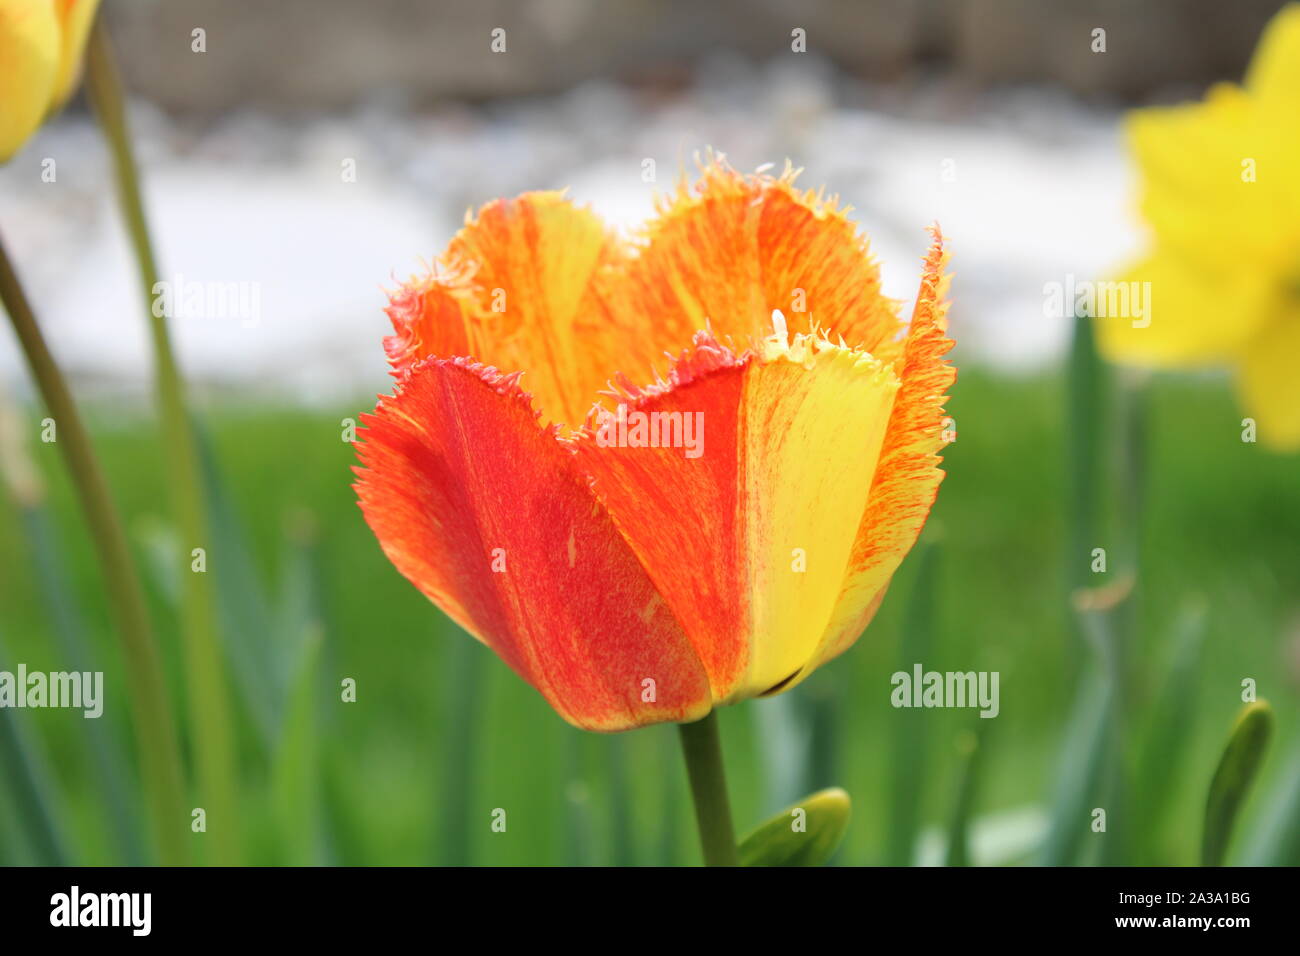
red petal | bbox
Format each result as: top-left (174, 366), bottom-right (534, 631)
top-left (577, 334), bottom-right (752, 700)
top-left (354, 358), bottom-right (712, 731)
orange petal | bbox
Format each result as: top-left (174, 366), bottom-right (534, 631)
top-left (575, 320), bottom-right (904, 703)
top-left (384, 192), bottom-right (629, 428)
top-left (608, 156), bottom-right (903, 370)
top-left (812, 228), bottom-right (955, 671)
top-left (385, 160), bottom-right (906, 433)
top-left (353, 357), bottom-right (712, 731)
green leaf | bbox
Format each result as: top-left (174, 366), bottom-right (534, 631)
top-left (0, 632), bottom-right (67, 865)
top-left (266, 515), bottom-right (330, 865)
top-left (885, 538), bottom-right (939, 865)
top-left (1202, 700), bottom-right (1273, 867)
top-left (738, 788), bottom-right (851, 867)
top-left (18, 504), bottom-right (145, 864)
top-left (271, 623), bottom-right (324, 865)
top-left (1039, 667), bottom-right (1115, 865)
top-left (1135, 600), bottom-right (1208, 859)
top-left (1239, 745), bottom-right (1300, 866)
top-left (944, 725), bottom-right (987, 867)
top-left (1051, 315), bottom-right (1115, 866)
top-left (194, 424), bottom-right (280, 747)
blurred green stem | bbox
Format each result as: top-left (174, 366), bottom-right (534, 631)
top-left (439, 636), bottom-right (481, 865)
top-left (0, 234), bottom-right (188, 865)
top-left (607, 735), bottom-right (634, 866)
top-left (677, 711), bottom-right (738, 866)
top-left (85, 16), bottom-right (240, 864)
top-left (1064, 315), bottom-right (1104, 596)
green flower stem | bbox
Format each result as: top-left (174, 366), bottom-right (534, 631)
top-left (677, 711), bottom-right (739, 866)
top-left (85, 16), bottom-right (240, 865)
top-left (0, 233), bottom-right (188, 866)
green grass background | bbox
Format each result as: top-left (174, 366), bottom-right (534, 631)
top-left (1, 365), bottom-right (1297, 865)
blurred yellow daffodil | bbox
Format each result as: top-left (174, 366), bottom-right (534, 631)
top-left (1099, 4), bottom-right (1300, 449)
top-left (0, 0), bottom-right (100, 162)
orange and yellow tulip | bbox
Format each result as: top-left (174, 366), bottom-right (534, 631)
top-left (354, 158), bottom-right (955, 731)
top-left (0, 0), bottom-right (99, 162)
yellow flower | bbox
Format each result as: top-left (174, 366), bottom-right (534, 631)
top-left (1098, 4), bottom-right (1300, 449)
top-left (0, 0), bottom-right (100, 162)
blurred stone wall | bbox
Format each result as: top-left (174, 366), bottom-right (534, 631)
top-left (106, 0), bottom-right (1288, 112)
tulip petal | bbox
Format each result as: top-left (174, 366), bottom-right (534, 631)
top-left (384, 192), bottom-right (629, 428)
top-left (354, 357), bottom-right (712, 731)
top-left (742, 331), bottom-right (901, 694)
top-left (576, 323), bottom-right (902, 702)
top-left (577, 336), bottom-right (751, 698)
top-left (50, 0), bottom-right (99, 107)
top-left (811, 229), bottom-right (955, 672)
top-left (612, 156), bottom-right (903, 368)
top-left (0, 0), bottom-right (60, 162)
top-left (385, 160), bottom-right (908, 432)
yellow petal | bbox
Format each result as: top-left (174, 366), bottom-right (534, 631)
top-left (1127, 86), bottom-right (1298, 271)
top-left (1095, 253), bottom-right (1277, 367)
top-left (1245, 3), bottom-right (1300, 111)
top-left (739, 329), bottom-right (901, 697)
top-left (0, 0), bottom-right (60, 162)
top-left (810, 232), bottom-right (954, 673)
top-left (1238, 308), bottom-right (1300, 450)
top-left (50, 0), bottom-right (99, 107)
